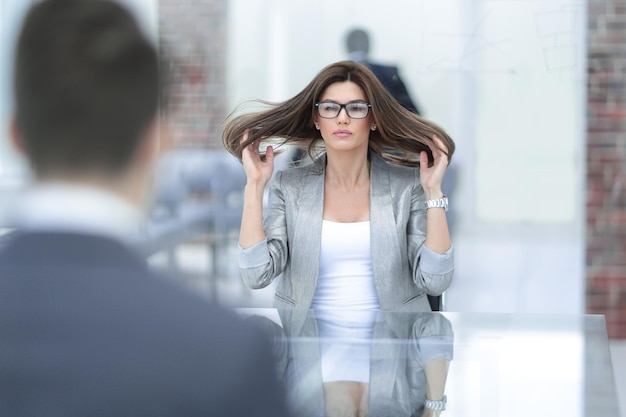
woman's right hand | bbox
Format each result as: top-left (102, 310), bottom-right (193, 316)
top-left (241, 131), bottom-right (274, 187)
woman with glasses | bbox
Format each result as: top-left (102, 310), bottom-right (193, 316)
top-left (223, 60), bottom-right (454, 416)
top-left (223, 59), bottom-right (454, 311)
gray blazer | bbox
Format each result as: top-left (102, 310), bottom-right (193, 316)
top-left (239, 152), bottom-right (454, 311)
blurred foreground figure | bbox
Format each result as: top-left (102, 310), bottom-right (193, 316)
top-left (0, 1), bottom-right (290, 416)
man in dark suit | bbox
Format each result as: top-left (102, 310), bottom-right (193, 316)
top-left (345, 28), bottom-right (421, 115)
top-left (0, 1), bottom-right (291, 416)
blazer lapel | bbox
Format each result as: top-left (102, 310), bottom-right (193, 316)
top-left (370, 154), bottom-right (402, 308)
top-left (291, 159), bottom-right (325, 303)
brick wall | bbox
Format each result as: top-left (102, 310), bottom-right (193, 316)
top-left (587, 1), bottom-right (626, 339)
top-left (158, 0), bottom-right (227, 148)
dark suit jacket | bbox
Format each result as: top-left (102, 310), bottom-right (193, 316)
top-left (362, 61), bottom-right (421, 115)
top-left (0, 231), bottom-right (291, 417)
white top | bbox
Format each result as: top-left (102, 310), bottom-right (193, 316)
top-left (311, 220), bottom-right (380, 310)
top-left (311, 220), bottom-right (379, 382)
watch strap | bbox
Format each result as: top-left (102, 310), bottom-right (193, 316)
top-left (424, 395), bottom-right (447, 411)
top-left (425, 195), bottom-right (448, 211)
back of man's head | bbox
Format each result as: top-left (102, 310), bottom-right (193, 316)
top-left (13, 0), bottom-right (159, 178)
top-left (345, 28), bottom-right (370, 55)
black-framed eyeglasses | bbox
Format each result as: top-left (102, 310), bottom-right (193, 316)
top-left (315, 101), bottom-right (371, 119)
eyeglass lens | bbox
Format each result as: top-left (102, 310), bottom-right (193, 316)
top-left (316, 102), bottom-right (370, 119)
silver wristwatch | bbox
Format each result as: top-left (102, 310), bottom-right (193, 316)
top-left (425, 195), bottom-right (448, 211)
top-left (424, 395), bottom-right (447, 411)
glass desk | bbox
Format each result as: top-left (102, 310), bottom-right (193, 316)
top-left (236, 309), bottom-right (620, 417)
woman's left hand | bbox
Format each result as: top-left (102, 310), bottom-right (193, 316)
top-left (419, 135), bottom-right (449, 199)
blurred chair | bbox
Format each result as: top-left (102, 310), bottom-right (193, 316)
top-left (140, 150), bottom-right (221, 278)
top-left (183, 150), bottom-right (246, 268)
top-left (160, 149), bottom-right (246, 302)
top-left (140, 153), bottom-right (192, 272)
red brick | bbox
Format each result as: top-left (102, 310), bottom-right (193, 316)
top-left (158, 0), bottom-right (227, 148)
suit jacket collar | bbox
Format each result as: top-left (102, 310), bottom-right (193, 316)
top-left (0, 231), bottom-right (148, 269)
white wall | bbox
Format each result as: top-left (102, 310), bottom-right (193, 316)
top-left (227, 0), bottom-right (587, 314)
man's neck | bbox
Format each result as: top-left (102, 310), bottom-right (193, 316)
top-left (7, 181), bottom-right (145, 243)
top-left (37, 171), bottom-right (143, 207)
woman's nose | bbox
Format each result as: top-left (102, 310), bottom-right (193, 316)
top-left (337, 107), bottom-right (350, 124)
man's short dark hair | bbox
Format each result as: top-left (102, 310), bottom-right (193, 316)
top-left (14, 0), bottom-right (159, 176)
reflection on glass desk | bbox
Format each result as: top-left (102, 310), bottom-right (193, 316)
top-left (236, 309), bottom-right (620, 417)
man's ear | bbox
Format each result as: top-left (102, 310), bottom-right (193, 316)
top-left (156, 117), bottom-right (174, 154)
top-left (9, 117), bottom-right (27, 155)
top-left (135, 117), bottom-right (170, 170)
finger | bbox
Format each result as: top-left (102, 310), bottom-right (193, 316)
top-left (240, 130), bottom-right (249, 145)
top-left (431, 135), bottom-right (448, 155)
top-left (265, 145), bottom-right (274, 165)
top-left (243, 139), bottom-right (261, 156)
top-left (241, 136), bottom-right (253, 154)
top-left (419, 150), bottom-right (429, 168)
top-left (241, 140), bottom-right (259, 162)
top-left (429, 136), bottom-right (450, 168)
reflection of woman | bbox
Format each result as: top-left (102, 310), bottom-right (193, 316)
top-left (223, 61), bottom-right (454, 416)
top-left (248, 309), bottom-right (454, 417)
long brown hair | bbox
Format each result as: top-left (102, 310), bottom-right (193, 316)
top-left (222, 60), bottom-right (454, 167)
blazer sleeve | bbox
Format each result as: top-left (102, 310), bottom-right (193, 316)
top-left (406, 169), bottom-right (454, 296)
top-left (238, 171), bottom-right (290, 289)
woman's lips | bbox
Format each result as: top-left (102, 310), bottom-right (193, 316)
top-left (333, 129), bottom-right (352, 138)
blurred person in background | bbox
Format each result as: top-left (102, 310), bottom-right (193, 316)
top-left (223, 60), bottom-right (454, 416)
top-left (345, 28), bottom-right (421, 115)
top-left (0, 1), bottom-right (291, 416)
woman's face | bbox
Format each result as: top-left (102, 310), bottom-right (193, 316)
top-left (314, 81), bottom-right (375, 155)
